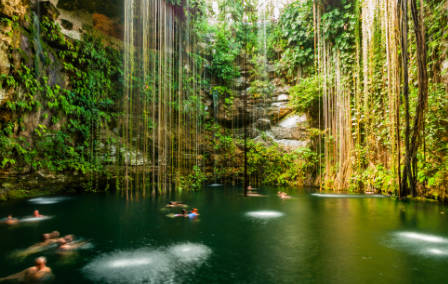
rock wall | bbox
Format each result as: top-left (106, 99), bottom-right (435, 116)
top-left (0, 0), bottom-right (124, 197)
top-left (213, 65), bottom-right (310, 152)
top-left (0, 0), bottom-right (29, 104)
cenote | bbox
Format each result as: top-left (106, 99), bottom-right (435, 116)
top-left (1, 0), bottom-right (447, 283)
top-left (1, 187), bottom-right (448, 283)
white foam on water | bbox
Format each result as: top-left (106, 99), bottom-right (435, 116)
top-left (20, 216), bottom-right (53, 223)
top-left (83, 249), bottom-right (172, 284)
top-left (384, 231), bottom-right (448, 258)
top-left (426, 248), bottom-right (448, 256)
top-left (83, 243), bottom-right (212, 284)
top-left (28, 197), bottom-right (71, 205)
top-left (246, 210), bottom-right (284, 219)
top-left (311, 193), bottom-right (385, 198)
top-left (209, 183), bottom-right (223, 187)
top-left (397, 232), bottom-right (448, 244)
top-left (108, 257), bottom-right (154, 268)
top-left (167, 243), bottom-right (212, 264)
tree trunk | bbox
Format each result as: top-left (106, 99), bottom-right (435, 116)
top-left (408, 0), bottom-right (428, 195)
top-left (400, 0), bottom-right (412, 198)
top-left (400, 0), bottom-right (428, 198)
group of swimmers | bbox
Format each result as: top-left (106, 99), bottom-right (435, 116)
top-left (0, 210), bottom-right (88, 282)
top-left (1, 210), bottom-right (44, 226)
top-left (246, 186), bottom-right (292, 200)
top-left (166, 201), bottom-right (200, 219)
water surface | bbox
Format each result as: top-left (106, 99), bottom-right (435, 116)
top-left (0, 187), bottom-right (447, 283)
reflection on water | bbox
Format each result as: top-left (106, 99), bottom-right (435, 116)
top-left (311, 193), bottom-right (386, 198)
top-left (19, 216), bottom-right (53, 223)
top-left (208, 184), bottom-right (223, 187)
top-left (426, 248), bottom-right (448, 256)
top-left (384, 231), bottom-right (448, 258)
top-left (245, 210), bottom-right (284, 219)
top-left (397, 232), bottom-right (448, 244)
top-left (83, 243), bottom-right (211, 284)
top-left (167, 243), bottom-right (212, 264)
top-left (28, 197), bottom-right (72, 205)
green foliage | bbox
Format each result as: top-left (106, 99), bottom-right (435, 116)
top-left (266, 0), bottom-right (314, 81)
top-left (0, 17), bottom-right (122, 175)
top-left (209, 24), bottom-right (241, 84)
top-left (320, 1), bottom-right (356, 60)
top-left (247, 141), bottom-right (318, 186)
top-left (273, 0), bottom-right (314, 79)
top-left (178, 166), bottom-right (206, 191)
top-left (289, 75), bottom-right (322, 116)
top-left (247, 80), bottom-right (274, 100)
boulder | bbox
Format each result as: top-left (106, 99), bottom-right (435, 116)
top-left (276, 94), bottom-right (289, 102)
top-left (275, 139), bottom-right (308, 151)
top-left (271, 126), bottom-right (307, 140)
top-left (256, 118), bottom-right (271, 130)
top-left (275, 85), bottom-right (290, 95)
top-left (267, 104), bottom-right (293, 122)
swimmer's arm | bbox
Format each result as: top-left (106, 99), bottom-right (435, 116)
top-left (65, 241), bottom-right (89, 250)
top-left (0, 270), bottom-right (26, 282)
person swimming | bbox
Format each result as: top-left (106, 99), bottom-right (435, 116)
top-left (3, 215), bottom-right (19, 225)
top-left (13, 231), bottom-right (62, 258)
top-left (57, 235), bottom-right (89, 252)
top-left (188, 208), bottom-right (199, 219)
top-left (173, 209), bottom-right (188, 218)
top-left (42, 231), bottom-right (60, 241)
top-left (0, 256), bottom-right (53, 282)
top-left (166, 201), bottom-right (187, 208)
top-left (277, 191), bottom-right (291, 199)
top-left (33, 210), bottom-right (44, 218)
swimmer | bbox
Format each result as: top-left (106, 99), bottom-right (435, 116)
top-left (42, 231), bottom-right (60, 241)
top-left (277, 191), bottom-right (291, 199)
top-left (171, 209), bottom-right (188, 218)
top-left (33, 210), bottom-right (44, 218)
top-left (13, 231), bottom-right (62, 258)
top-left (58, 239), bottom-right (89, 252)
top-left (0, 256), bottom-right (52, 282)
top-left (166, 201), bottom-right (187, 208)
top-left (56, 235), bottom-right (89, 252)
top-left (3, 215), bottom-right (19, 225)
top-left (188, 208), bottom-right (199, 219)
top-left (247, 186), bottom-right (264, 197)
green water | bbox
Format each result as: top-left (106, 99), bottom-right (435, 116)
top-left (1, 187), bottom-right (448, 283)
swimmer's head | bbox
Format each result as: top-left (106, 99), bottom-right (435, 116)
top-left (33, 210), bottom-right (40, 217)
top-left (50, 231), bottom-right (60, 238)
top-left (35, 256), bottom-right (47, 268)
top-left (43, 231), bottom-right (60, 240)
top-left (7, 215), bottom-right (12, 219)
top-left (64, 235), bottom-right (74, 242)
